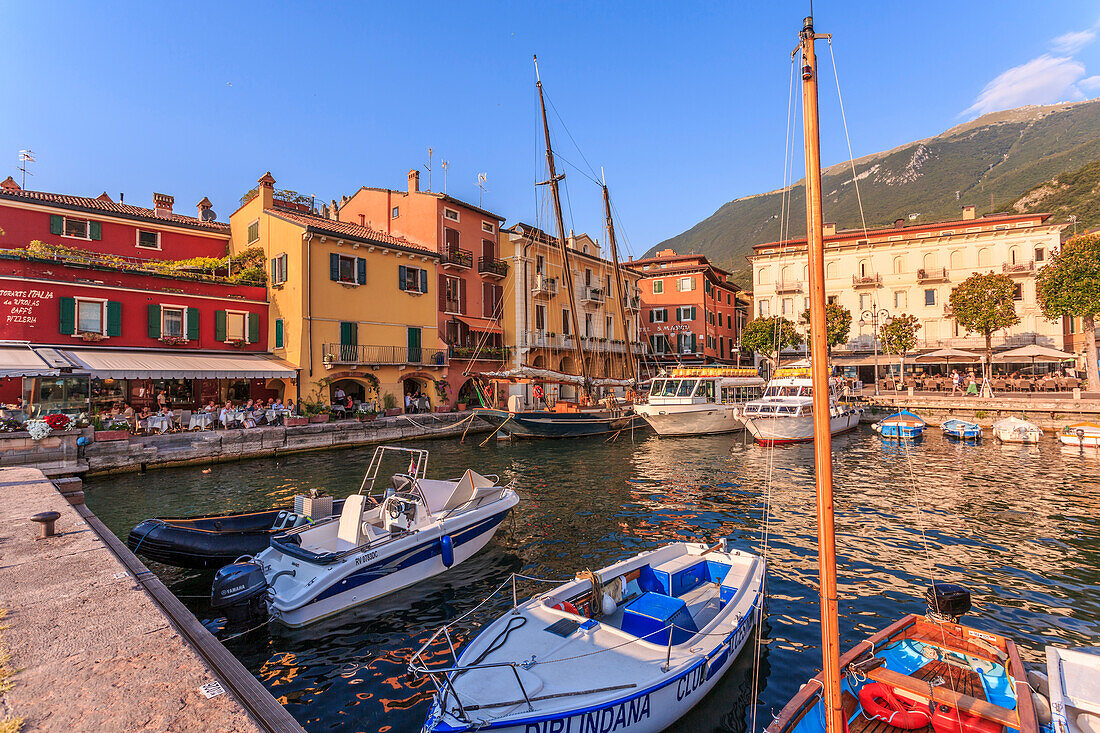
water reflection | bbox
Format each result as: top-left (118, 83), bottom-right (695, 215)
top-left (87, 427), bottom-right (1100, 733)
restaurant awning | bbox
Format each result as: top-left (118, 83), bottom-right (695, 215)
top-left (831, 353), bottom-right (900, 367)
top-left (60, 349), bottom-right (298, 380)
top-left (0, 344), bottom-right (59, 377)
top-left (455, 316), bottom-right (503, 334)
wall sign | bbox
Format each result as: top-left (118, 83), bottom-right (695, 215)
top-left (0, 288), bottom-right (54, 325)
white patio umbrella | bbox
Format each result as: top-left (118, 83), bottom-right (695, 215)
top-left (913, 347), bottom-right (984, 373)
top-left (993, 344), bottom-right (1077, 374)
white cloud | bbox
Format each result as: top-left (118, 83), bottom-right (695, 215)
top-left (1052, 29), bottom-right (1096, 54)
top-left (1081, 75), bottom-right (1100, 91)
top-left (963, 55), bottom-right (1086, 117)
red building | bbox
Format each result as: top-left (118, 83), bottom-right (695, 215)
top-left (0, 180), bottom-right (290, 417)
top-left (626, 249), bottom-right (748, 366)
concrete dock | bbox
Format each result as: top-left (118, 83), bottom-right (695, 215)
top-left (0, 466), bottom-right (302, 732)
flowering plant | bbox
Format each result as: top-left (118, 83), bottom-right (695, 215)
top-left (159, 335), bottom-right (189, 345)
top-left (25, 420), bottom-right (51, 440)
top-left (43, 413), bottom-right (72, 431)
top-left (0, 418), bottom-right (22, 433)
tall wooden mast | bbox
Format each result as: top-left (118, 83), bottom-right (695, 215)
top-left (535, 56), bottom-right (590, 395)
top-left (799, 16), bottom-right (843, 733)
top-left (602, 181), bottom-right (639, 383)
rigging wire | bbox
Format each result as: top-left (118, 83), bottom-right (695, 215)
top-left (826, 39), bottom-right (870, 241)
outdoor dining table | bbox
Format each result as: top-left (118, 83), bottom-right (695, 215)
top-left (265, 408), bottom-right (290, 424)
top-left (220, 410), bottom-right (246, 428)
top-left (189, 412), bottom-right (214, 430)
top-left (146, 414), bottom-right (173, 434)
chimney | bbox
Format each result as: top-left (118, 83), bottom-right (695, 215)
top-left (257, 171), bottom-right (276, 208)
top-left (358, 214), bottom-right (365, 226)
top-left (894, 218), bottom-right (905, 229)
top-left (196, 196), bottom-right (213, 219)
top-left (153, 193), bottom-right (175, 217)
top-left (408, 169), bottom-right (420, 193)
top-left (330, 199), bottom-right (339, 222)
top-left (658, 248), bottom-right (676, 257)
top-left (1, 176), bottom-right (21, 191)
top-left (823, 222), bottom-right (836, 236)
top-left (962, 205), bottom-right (976, 220)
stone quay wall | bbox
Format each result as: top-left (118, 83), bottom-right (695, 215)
top-left (861, 395), bottom-right (1100, 431)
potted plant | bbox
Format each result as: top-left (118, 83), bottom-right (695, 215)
top-left (357, 403), bottom-right (378, 422)
top-left (94, 416), bottom-right (131, 442)
top-left (382, 392), bottom-right (401, 417)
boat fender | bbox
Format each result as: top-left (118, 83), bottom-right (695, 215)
top-left (1026, 669), bottom-right (1049, 697)
top-left (440, 535), bottom-right (454, 567)
top-left (601, 592), bottom-right (616, 616)
top-left (858, 682), bottom-right (931, 730)
top-left (605, 575), bottom-right (626, 603)
top-left (1031, 691), bottom-right (1051, 727)
top-left (551, 600), bottom-right (580, 616)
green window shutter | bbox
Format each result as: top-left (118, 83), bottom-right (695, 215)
top-left (690, 333), bottom-right (697, 352)
top-left (357, 257), bottom-right (366, 285)
top-left (186, 307), bottom-right (200, 340)
top-left (50, 215), bottom-right (63, 235)
top-left (89, 221), bottom-right (102, 240)
top-left (215, 310), bottom-right (227, 341)
top-left (398, 265), bottom-right (407, 290)
top-left (691, 306), bottom-right (697, 320)
top-left (147, 304), bottom-right (161, 338)
top-left (106, 301), bottom-right (122, 337)
top-left (59, 296), bottom-right (75, 334)
top-left (329, 253), bottom-right (340, 281)
top-left (676, 308), bottom-right (681, 322)
top-left (419, 269), bottom-right (428, 294)
top-left (271, 258), bottom-right (277, 282)
top-left (648, 310), bottom-right (654, 323)
top-left (247, 312), bottom-right (260, 344)
top-left (339, 321), bottom-right (355, 346)
top-left (274, 319), bottom-right (284, 349)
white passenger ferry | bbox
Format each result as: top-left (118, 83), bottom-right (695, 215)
top-left (741, 363), bottom-right (862, 445)
top-left (633, 367), bottom-right (765, 437)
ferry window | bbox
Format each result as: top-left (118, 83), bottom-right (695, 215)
top-left (658, 380), bottom-right (680, 397)
top-left (800, 386), bottom-right (813, 397)
top-left (677, 380), bottom-right (696, 397)
top-left (703, 380), bottom-right (716, 402)
top-left (650, 379), bottom-right (664, 395)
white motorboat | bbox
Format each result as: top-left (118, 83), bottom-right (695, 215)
top-left (210, 446), bottom-right (520, 628)
top-left (411, 540), bottom-right (765, 733)
top-left (992, 417), bottom-right (1043, 444)
top-left (1059, 422), bottom-right (1100, 448)
top-left (741, 364), bottom-right (862, 445)
top-left (633, 366), bottom-right (765, 437)
top-left (1045, 646), bottom-right (1100, 733)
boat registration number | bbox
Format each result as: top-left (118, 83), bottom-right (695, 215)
top-left (355, 551), bottom-right (378, 566)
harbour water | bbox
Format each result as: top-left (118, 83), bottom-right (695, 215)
top-left (87, 427), bottom-right (1100, 732)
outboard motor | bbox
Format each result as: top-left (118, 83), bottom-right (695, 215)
top-left (211, 560), bottom-right (269, 628)
top-left (925, 583), bottom-right (971, 623)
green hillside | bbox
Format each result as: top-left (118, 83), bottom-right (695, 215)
top-left (651, 98), bottom-right (1100, 285)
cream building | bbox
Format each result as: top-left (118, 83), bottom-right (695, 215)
top-left (749, 207), bottom-right (1066, 355)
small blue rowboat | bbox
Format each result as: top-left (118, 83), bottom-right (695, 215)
top-left (941, 418), bottom-right (982, 441)
top-left (871, 410), bottom-right (926, 439)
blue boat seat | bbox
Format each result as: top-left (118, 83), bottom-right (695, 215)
top-left (620, 592), bottom-right (698, 646)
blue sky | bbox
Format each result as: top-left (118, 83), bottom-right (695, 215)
top-left (2, 1), bottom-right (1099, 257)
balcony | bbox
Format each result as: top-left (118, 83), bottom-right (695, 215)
top-left (478, 256), bottom-right (508, 279)
top-left (943, 305), bottom-right (953, 318)
top-left (322, 344), bottom-right (447, 367)
top-left (523, 330), bottom-right (573, 349)
top-left (917, 267), bottom-right (949, 283)
top-left (448, 345), bottom-right (510, 361)
top-left (1003, 260), bottom-right (1035, 276)
top-left (580, 286), bottom-right (606, 307)
top-left (440, 248), bottom-right (473, 270)
top-left (775, 279), bottom-right (803, 294)
top-left (624, 295), bottom-right (641, 312)
top-left (579, 337), bottom-right (644, 354)
top-left (532, 274), bottom-right (558, 299)
top-left (852, 274), bottom-right (882, 289)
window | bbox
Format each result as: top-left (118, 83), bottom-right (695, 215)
top-left (271, 253), bottom-right (288, 286)
top-left (444, 208), bottom-right (460, 222)
top-left (247, 220), bottom-right (259, 244)
top-left (605, 273), bottom-right (612, 292)
top-left (977, 248), bottom-right (991, 267)
top-left (803, 297), bottom-right (810, 311)
top-left (399, 265), bottom-right (427, 293)
top-left (391, 206), bottom-right (400, 218)
top-left (585, 268), bottom-right (592, 286)
top-left (925, 289), bottom-right (936, 306)
top-left (535, 255), bottom-right (545, 274)
top-left (892, 256), bottom-right (904, 274)
top-left (758, 300), bottom-right (770, 317)
top-left (826, 261), bottom-right (838, 279)
top-left (679, 306), bottom-right (695, 321)
top-left (1013, 283), bottom-right (1023, 301)
top-left (331, 253), bottom-right (364, 285)
top-left (65, 217), bottom-right (89, 239)
top-left (162, 307), bottom-right (184, 338)
top-left (727, 314), bottom-right (732, 328)
top-left (482, 283), bottom-right (503, 318)
top-left (652, 279), bottom-right (664, 294)
top-left (77, 299), bottom-right (104, 333)
top-left (444, 276), bottom-right (463, 313)
top-left (650, 308), bottom-right (668, 323)
top-left (894, 291), bottom-right (907, 309)
top-left (482, 221), bottom-right (495, 234)
top-left (782, 298), bottom-right (793, 315)
top-left (1035, 247), bottom-right (1045, 262)
top-left (678, 276), bottom-right (695, 291)
top-left (136, 230), bottom-right (160, 249)
top-left (585, 313), bottom-right (593, 337)
top-left (535, 304), bottom-right (546, 331)
top-left (482, 238), bottom-right (496, 259)
top-left (949, 250), bottom-right (962, 269)
top-left (642, 265), bottom-right (650, 271)
top-left (758, 267), bottom-right (770, 285)
top-left (226, 312), bottom-right (246, 341)
top-left (827, 294), bottom-right (838, 305)
top-left (859, 294), bottom-right (870, 311)
top-left (606, 314), bottom-right (613, 336)
top-left (562, 309), bottom-right (571, 335)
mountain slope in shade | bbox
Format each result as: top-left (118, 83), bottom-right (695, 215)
top-left (650, 98), bottom-right (1100, 285)
top-left (1002, 158), bottom-right (1100, 234)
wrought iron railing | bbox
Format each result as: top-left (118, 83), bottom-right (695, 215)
top-left (441, 248), bottom-right (473, 268)
top-left (477, 256), bottom-right (508, 277)
top-left (448, 345), bottom-right (510, 361)
top-left (323, 344), bottom-right (447, 366)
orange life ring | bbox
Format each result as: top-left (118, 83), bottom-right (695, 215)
top-left (859, 683), bottom-right (932, 730)
top-left (551, 600), bottom-right (580, 615)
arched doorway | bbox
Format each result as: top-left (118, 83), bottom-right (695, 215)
top-left (402, 376), bottom-right (432, 413)
top-left (531, 354), bottom-right (547, 369)
top-left (330, 378), bottom-right (366, 404)
top-left (560, 355), bottom-right (576, 374)
top-left (456, 379), bottom-right (480, 409)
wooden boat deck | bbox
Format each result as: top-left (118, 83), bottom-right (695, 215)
top-left (846, 660), bottom-right (987, 733)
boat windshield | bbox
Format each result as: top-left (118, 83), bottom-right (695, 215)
top-left (677, 379), bottom-right (698, 397)
top-left (763, 385), bottom-right (799, 398)
top-left (652, 379), bottom-right (679, 397)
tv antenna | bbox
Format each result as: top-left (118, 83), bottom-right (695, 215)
top-left (476, 173), bottom-right (487, 207)
top-left (441, 160), bottom-right (450, 194)
top-left (17, 150), bottom-right (35, 188)
top-left (424, 147), bottom-right (433, 192)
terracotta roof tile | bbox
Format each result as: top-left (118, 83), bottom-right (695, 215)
top-left (0, 187), bottom-right (230, 232)
top-left (266, 208), bottom-right (435, 254)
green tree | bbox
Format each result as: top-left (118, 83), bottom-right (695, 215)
top-left (1036, 233), bottom-right (1100, 391)
top-left (800, 302), bottom-right (852, 355)
top-left (879, 314), bottom-right (921, 376)
top-left (740, 316), bottom-right (804, 368)
top-left (949, 272), bottom-right (1020, 378)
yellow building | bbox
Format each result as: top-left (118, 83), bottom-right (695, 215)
top-left (498, 223), bottom-right (644, 404)
top-left (229, 173), bottom-right (444, 410)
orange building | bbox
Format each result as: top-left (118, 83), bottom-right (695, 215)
top-left (338, 171), bottom-right (507, 407)
top-left (626, 249), bottom-right (748, 366)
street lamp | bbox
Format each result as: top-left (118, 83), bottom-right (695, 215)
top-left (858, 306), bottom-right (893, 395)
